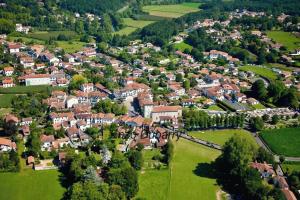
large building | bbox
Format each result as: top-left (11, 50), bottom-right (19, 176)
top-left (19, 74), bottom-right (51, 86)
top-left (151, 106), bottom-right (182, 124)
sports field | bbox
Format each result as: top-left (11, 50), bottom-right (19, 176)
top-left (115, 18), bottom-right (155, 35)
top-left (137, 139), bottom-right (221, 200)
top-left (266, 31), bottom-right (300, 51)
top-left (189, 129), bottom-right (256, 146)
top-left (260, 127), bottom-right (300, 157)
top-left (143, 2), bottom-right (201, 18)
top-left (239, 65), bottom-right (278, 80)
top-left (0, 169), bottom-right (65, 200)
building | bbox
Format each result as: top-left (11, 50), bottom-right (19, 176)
top-left (0, 138), bottom-right (17, 152)
top-left (18, 74), bottom-right (51, 86)
top-left (3, 67), bottom-right (14, 76)
top-left (15, 24), bottom-right (31, 34)
top-left (1, 77), bottom-right (15, 88)
top-left (151, 106), bottom-right (182, 124)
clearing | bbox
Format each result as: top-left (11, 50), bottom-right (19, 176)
top-left (0, 169), bottom-right (65, 200)
top-left (115, 18), bottom-right (155, 35)
top-left (143, 2), bottom-right (201, 18)
top-left (260, 127), bottom-right (300, 157)
top-left (266, 31), bottom-right (300, 51)
top-left (189, 129), bottom-right (256, 146)
top-left (137, 139), bottom-right (221, 200)
top-left (173, 42), bottom-right (193, 51)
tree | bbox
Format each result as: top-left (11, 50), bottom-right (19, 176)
top-left (82, 166), bottom-right (102, 185)
top-left (69, 74), bottom-right (87, 90)
top-left (251, 80), bottom-right (267, 101)
top-left (126, 150), bottom-right (143, 170)
top-left (108, 185), bottom-right (126, 200)
top-left (250, 117), bottom-right (264, 131)
top-left (69, 181), bottom-right (109, 200)
top-left (255, 147), bottom-right (274, 164)
top-left (271, 115), bottom-right (280, 125)
top-left (175, 73), bottom-right (183, 82)
top-left (183, 79), bottom-right (190, 91)
top-left (109, 123), bottom-right (118, 138)
top-left (85, 127), bottom-right (100, 139)
top-left (0, 19), bottom-right (15, 34)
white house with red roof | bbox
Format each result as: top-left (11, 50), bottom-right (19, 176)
top-left (3, 67), bottom-right (14, 76)
top-left (18, 74), bottom-right (51, 86)
top-left (151, 106), bottom-right (182, 124)
top-left (0, 138), bottom-right (17, 152)
top-left (1, 77), bottom-right (15, 88)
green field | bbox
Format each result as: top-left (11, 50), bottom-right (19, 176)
top-left (143, 2), bottom-right (201, 18)
top-left (0, 85), bottom-right (64, 94)
top-left (28, 31), bottom-right (78, 41)
top-left (0, 94), bottom-right (16, 108)
top-left (260, 127), bottom-right (300, 157)
top-left (251, 103), bottom-right (266, 110)
top-left (55, 41), bottom-right (86, 53)
top-left (239, 65), bottom-right (278, 80)
top-left (206, 104), bottom-right (224, 111)
top-left (173, 42), bottom-right (193, 51)
top-left (0, 169), bottom-right (65, 200)
top-left (189, 129), bottom-right (256, 146)
top-left (266, 31), bottom-right (300, 51)
top-left (137, 139), bottom-right (221, 200)
top-left (282, 162), bottom-right (300, 173)
top-left (115, 18), bottom-right (155, 35)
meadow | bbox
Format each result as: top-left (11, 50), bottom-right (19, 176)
top-left (137, 139), bottom-right (221, 200)
top-left (0, 169), bottom-right (65, 200)
top-left (0, 94), bottom-right (16, 108)
top-left (55, 41), bottom-right (86, 53)
top-left (266, 31), bottom-right (300, 51)
top-left (142, 2), bottom-right (201, 18)
top-left (28, 31), bottom-right (78, 41)
top-left (173, 42), bottom-right (193, 51)
top-left (0, 85), bottom-right (64, 94)
top-left (239, 65), bottom-right (278, 80)
top-left (260, 127), bottom-right (300, 157)
top-left (189, 129), bottom-right (256, 146)
top-left (115, 18), bottom-right (155, 35)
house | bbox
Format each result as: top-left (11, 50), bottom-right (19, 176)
top-left (50, 112), bottom-right (75, 126)
top-left (39, 52), bottom-right (59, 65)
top-left (83, 48), bottom-right (97, 57)
top-left (66, 96), bottom-right (79, 108)
top-left (0, 138), bottom-right (17, 152)
top-left (40, 134), bottom-right (55, 151)
top-left (81, 83), bottom-right (94, 92)
top-left (20, 56), bottom-right (35, 68)
top-left (151, 106), bottom-right (182, 125)
top-left (250, 161), bottom-right (275, 178)
top-left (27, 156), bottom-right (35, 166)
top-left (1, 77), bottom-right (15, 88)
top-left (20, 117), bottom-right (33, 126)
top-left (247, 98), bottom-right (259, 105)
top-left (16, 24), bottom-right (31, 34)
top-left (8, 43), bottom-right (21, 54)
top-left (18, 74), bottom-right (51, 86)
top-left (3, 67), bottom-right (14, 76)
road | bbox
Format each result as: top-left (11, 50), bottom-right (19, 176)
top-left (180, 133), bottom-right (222, 150)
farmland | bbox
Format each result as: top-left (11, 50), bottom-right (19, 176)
top-left (0, 169), bottom-right (65, 200)
top-left (239, 65), bottom-right (278, 80)
top-left (142, 2), bottom-right (201, 18)
top-left (189, 129), bottom-right (256, 146)
top-left (137, 139), bottom-right (221, 200)
top-left (260, 127), bottom-right (300, 157)
top-left (115, 18), bottom-right (155, 35)
top-left (266, 31), bottom-right (300, 51)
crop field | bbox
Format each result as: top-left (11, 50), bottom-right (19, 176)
top-left (239, 65), bottom-right (278, 80)
top-left (189, 129), bottom-right (256, 146)
top-left (143, 2), bottom-right (201, 18)
top-left (266, 31), bottom-right (300, 51)
top-left (260, 127), bottom-right (300, 157)
top-left (137, 139), bottom-right (221, 200)
top-left (0, 169), bottom-right (65, 200)
top-left (115, 18), bottom-right (155, 35)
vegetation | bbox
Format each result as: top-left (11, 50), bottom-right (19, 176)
top-left (173, 41), bottom-right (193, 51)
top-left (266, 31), bottom-right (300, 51)
top-left (0, 94), bottom-right (16, 108)
top-left (115, 18), bottom-right (155, 36)
top-left (0, 170), bottom-right (65, 200)
top-left (239, 65), bottom-right (278, 80)
top-left (260, 127), bottom-right (300, 157)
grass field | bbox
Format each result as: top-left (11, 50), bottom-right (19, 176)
top-left (282, 162), bottom-right (300, 173)
top-left (143, 2), bottom-right (201, 18)
top-left (55, 41), bottom-right (86, 53)
top-left (28, 31), bottom-right (78, 41)
top-left (206, 104), bottom-right (224, 111)
top-left (173, 42), bottom-right (193, 51)
top-left (251, 103), bottom-right (266, 110)
top-left (189, 129), bottom-right (256, 146)
top-left (0, 94), bottom-right (16, 108)
top-left (260, 127), bottom-right (300, 157)
top-left (115, 18), bottom-right (155, 35)
top-left (239, 65), bottom-right (278, 80)
top-left (137, 139), bottom-right (221, 200)
top-left (266, 31), bottom-right (300, 51)
top-left (0, 169), bottom-right (65, 200)
top-left (0, 85), bottom-right (64, 94)
top-left (0, 108), bottom-right (12, 118)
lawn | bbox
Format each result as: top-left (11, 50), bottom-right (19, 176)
top-left (0, 85), bottom-right (64, 94)
top-left (189, 129), bottom-right (256, 146)
top-left (251, 103), bottom-right (266, 110)
top-left (0, 169), bottom-right (66, 200)
top-left (0, 94), bottom-right (16, 108)
top-left (260, 127), bottom-right (300, 157)
top-left (239, 65), bottom-right (278, 80)
top-left (143, 2), bottom-right (201, 18)
top-left (137, 139), bottom-right (221, 200)
top-left (266, 31), bottom-right (300, 51)
top-left (55, 41), bottom-right (86, 53)
top-left (282, 162), bottom-right (300, 173)
top-left (173, 41), bottom-right (193, 51)
top-left (115, 18), bottom-right (155, 35)
top-left (206, 104), bottom-right (224, 111)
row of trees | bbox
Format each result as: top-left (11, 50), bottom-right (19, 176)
top-left (94, 99), bottom-right (127, 116)
top-left (183, 109), bottom-right (245, 130)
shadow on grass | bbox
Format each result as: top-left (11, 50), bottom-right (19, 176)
top-left (193, 162), bottom-right (217, 179)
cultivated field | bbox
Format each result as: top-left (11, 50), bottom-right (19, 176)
top-left (115, 18), bottom-right (155, 35)
top-left (260, 127), bottom-right (300, 157)
top-left (189, 129), bottom-right (256, 146)
top-left (239, 65), bottom-right (278, 80)
top-left (137, 139), bottom-right (221, 200)
top-left (143, 2), bottom-right (201, 18)
top-left (0, 169), bottom-right (65, 200)
top-left (266, 31), bottom-right (300, 51)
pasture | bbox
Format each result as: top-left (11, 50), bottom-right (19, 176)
top-left (266, 31), bottom-right (300, 51)
top-left (142, 2), bottom-right (201, 18)
top-left (260, 127), bottom-right (300, 157)
top-left (137, 139), bottom-right (221, 200)
top-left (239, 65), bottom-right (278, 80)
top-left (189, 129), bottom-right (256, 146)
top-left (55, 41), bottom-right (86, 53)
top-left (0, 169), bottom-right (65, 200)
top-left (115, 18), bottom-right (155, 35)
